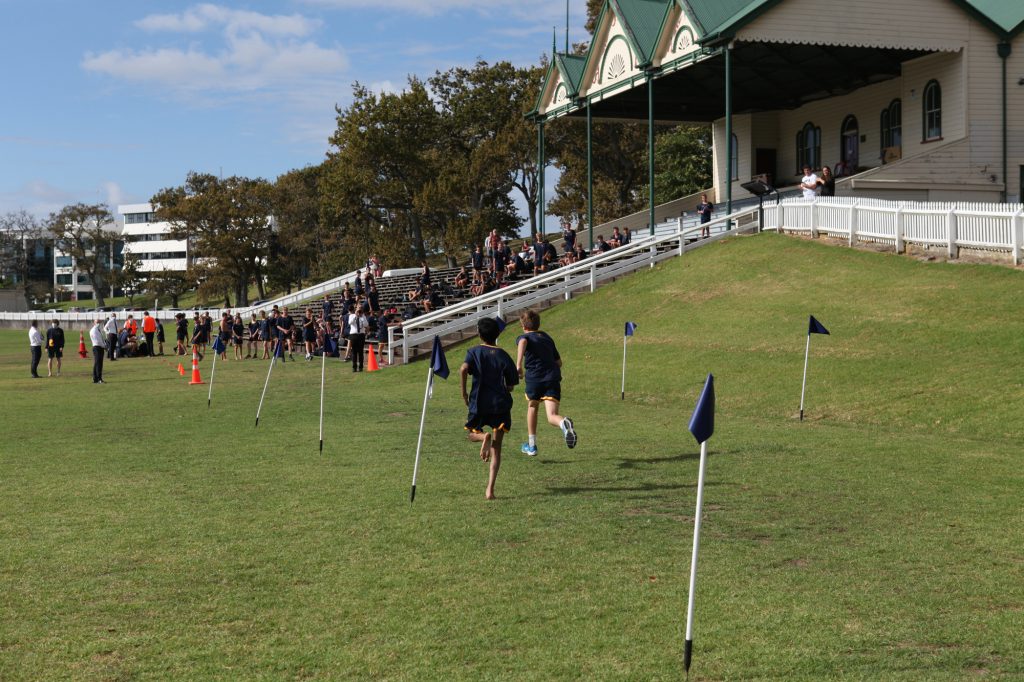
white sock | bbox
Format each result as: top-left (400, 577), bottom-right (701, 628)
top-left (528, 435), bottom-right (536, 447)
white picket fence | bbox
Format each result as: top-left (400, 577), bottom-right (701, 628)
top-left (389, 206), bottom-right (760, 364)
top-left (764, 197), bottom-right (1024, 263)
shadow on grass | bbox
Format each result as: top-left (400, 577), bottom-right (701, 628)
top-left (615, 450), bottom-right (732, 469)
top-left (543, 481), bottom-right (725, 496)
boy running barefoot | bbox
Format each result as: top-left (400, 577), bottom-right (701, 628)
top-left (460, 318), bottom-right (519, 500)
top-left (516, 310), bottom-right (577, 456)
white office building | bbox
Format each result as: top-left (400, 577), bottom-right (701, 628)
top-left (118, 203), bottom-right (188, 273)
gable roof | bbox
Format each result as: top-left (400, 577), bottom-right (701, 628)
top-left (682, 0), bottom-right (1024, 41)
top-left (611, 0), bottom-right (674, 65)
top-left (555, 53), bottom-right (588, 94)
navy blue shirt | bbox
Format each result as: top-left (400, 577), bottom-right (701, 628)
top-left (516, 331), bottom-right (561, 383)
top-left (472, 251), bottom-right (483, 269)
top-left (464, 344), bottom-right (518, 415)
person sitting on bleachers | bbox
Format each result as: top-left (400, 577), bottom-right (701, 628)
top-left (593, 235), bottom-right (612, 254)
top-left (574, 243), bottom-right (587, 261)
top-left (609, 227), bottom-right (623, 248)
top-left (621, 227), bottom-right (632, 246)
top-left (454, 266), bottom-right (470, 290)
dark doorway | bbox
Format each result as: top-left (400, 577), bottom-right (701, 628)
top-left (754, 148), bottom-right (777, 187)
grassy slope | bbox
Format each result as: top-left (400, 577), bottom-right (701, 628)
top-left (1, 232), bottom-right (1022, 680)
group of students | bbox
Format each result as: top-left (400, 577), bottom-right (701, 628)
top-left (174, 299), bottom-right (396, 373)
top-left (459, 309), bottom-right (577, 500)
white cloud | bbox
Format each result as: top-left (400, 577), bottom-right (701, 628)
top-left (102, 181), bottom-right (131, 208)
top-left (0, 180), bottom-right (79, 218)
top-left (136, 4), bottom-right (320, 37)
top-left (82, 4), bottom-right (347, 96)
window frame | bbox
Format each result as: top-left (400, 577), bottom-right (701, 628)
top-left (796, 122), bottom-right (821, 173)
top-left (922, 80), bottom-right (942, 142)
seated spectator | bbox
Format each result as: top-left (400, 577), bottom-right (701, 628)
top-left (402, 303), bottom-right (419, 320)
top-left (574, 243), bottom-right (587, 261)
top-left (621, 227), bottom-right (632, 246)
top-left (594, 235), bottom-right (612, 254)
top-left (407, 284), bottom-right (424, 302)
top-left (545, 240), bottom-right (558, 267)
top-left (609, 227), bottom-right (623, 248)
top-left (454, 266), bottom-right (470, 289)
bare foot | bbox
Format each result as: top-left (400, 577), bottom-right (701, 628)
top-left (485, 491), bottom-right (496, 500)
top-left (479, 432), bottom-right (492, 461)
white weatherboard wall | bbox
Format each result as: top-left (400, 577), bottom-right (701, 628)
top-left (119, 203), bottom-right (188, 273)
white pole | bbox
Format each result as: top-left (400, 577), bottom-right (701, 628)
top-left (319, 349), bottom-right (327, 454)
top-left (410, 366), bottom-right (433, 503)
top-left (206, 347), bottom-right (218, 409)
top-left (684, 439), bottom-right (708, 674)
top-left (255, 338), bottom-right (280, 428)
top-left (799, 333), bottom-right (811, 421)
top-left (621, 335), bottom-right (628, 400)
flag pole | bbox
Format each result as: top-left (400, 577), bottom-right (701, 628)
top-left (319, 347), bottom-right (327, 454)
top-left (799, 332), bottom-right (811, 421)
top-left (207, 346), bottom-right (218, 409)
top-left (621, 334), bottom-right (628, 400)
top-left (255, 338), bottom-right (281, 428)
top-left (684, 438), bottom-right (708, 677)
top-left (410, 365), bottom-right (433, 503)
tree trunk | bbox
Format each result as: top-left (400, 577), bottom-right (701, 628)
top-left (409, 213), bottom-right (427, 261)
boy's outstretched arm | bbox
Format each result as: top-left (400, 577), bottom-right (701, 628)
top-left (459, 362), bottom-right (470, 406)
top-left (516, 338), bottom-right (527, 379)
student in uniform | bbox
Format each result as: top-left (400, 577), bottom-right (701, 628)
top-left (277, 307), bottom-right (295, 361)
top-left (471, 244), bottom-right (484, 284)
top-left (45, 319), bottom-right (64, 377)
top-left (175, 313), bottom-right (188, 355)
top-left (247, 315), bottom-right (260, 359)
top-left (460, 317), bottom-right (519, 500)
top-left (302, 308), bottom-right (316, 360)
top-left (515, 309), bottom-right (577, 456)
top-left (232, 313), bottom-right (244, 360)
top-left (155, 318), bottom-right (165, 356)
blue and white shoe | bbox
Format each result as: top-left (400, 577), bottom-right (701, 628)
top-left (521, 443), bottom-right (538, 456)
top-left (562, 418), bottom-right (577, 449)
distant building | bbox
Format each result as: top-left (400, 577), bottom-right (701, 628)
top-left (53, 222), bottom-right (123, 302)
top-left (119, 203), bottom-right (188, 273)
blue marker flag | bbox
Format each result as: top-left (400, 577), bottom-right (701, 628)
top-left (274, 339), bottom-right (284, 358)
top-left (495, 316), bottom-right (507, 334)
top-left (324, 336), bottom-right (338, 356)
top-left (625, 321), bottom-right (637, 337)
top-left (808, 315), bottom-right (830, 335)
top-left (212, 335), bottom-right (225, 353)
top-left (687, 373), bottom-right (715, 444)
top-left (430, 335), bottom-right (450, 380)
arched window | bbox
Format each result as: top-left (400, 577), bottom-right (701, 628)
top-left (841, 115), bottom-right (859, 169)
top-left (796, 122), bottom-right (820, 172)
top-left (923, 81), bottom-right (941, 141)
top-left (730, 133), bottom-right (739, 179)
top-left (881, 100), bottom-right (902, 160)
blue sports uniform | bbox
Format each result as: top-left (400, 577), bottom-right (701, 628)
top-left (464, 344), bottom-right (518, 432)
top-left (516, 330), bottom-right (562, 401)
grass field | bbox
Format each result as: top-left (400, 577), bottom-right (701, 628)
top-left (2, 232), bottom-right (1023, 680)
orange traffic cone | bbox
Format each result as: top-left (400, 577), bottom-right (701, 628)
top-left (188, 346), bottom-right (205, 385)
top-left (178, 362), bottom-right (186, 376)
top-left (366, 343), bottom-right (380, 372)
top-left (78, 332), bottom-right (88, 358)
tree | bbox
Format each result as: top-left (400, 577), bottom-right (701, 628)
top-left (271, 165), bottom-right (334, 293)
top-left (151, 173), bottom-right (274, 306)
top-left (321, 79), bottom-right (443, 266)
top-left (47, 203), bottom-right (117, 307)
top-left (112, 251), bottom-right (144, 305)
top-left (0, 210), bottom-right (47, 306)
top-left (147, 270), bottom-right (191, 308)
top-left (646, 125), bottom-right (714, 204)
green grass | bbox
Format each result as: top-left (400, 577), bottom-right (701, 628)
top-left (2, 232), bottom-right (1022, 680)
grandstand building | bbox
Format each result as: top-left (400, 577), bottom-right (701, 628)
top-left (530, 0), bottom-right (1024, 227)
top-left (118, 203), bottom-right (188, 273)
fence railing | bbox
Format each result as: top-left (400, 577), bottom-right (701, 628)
top-left (389, 206), bottom-right (760, 364)
top-left (764, 196), bottom-right (1024, 263)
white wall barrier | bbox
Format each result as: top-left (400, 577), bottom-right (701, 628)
top-left (763, 197), bottom-right (1024, 265)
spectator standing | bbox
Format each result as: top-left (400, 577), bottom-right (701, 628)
top-left (175, 313), bottom-right (188, 355)
top-left (141, 311), bottom-right (157, 357)
top-left (353, 270), bottom-right (364, 296)
top-left (278, 307), bottom-right (295, 361)
top-left (247, 314), bottom-right (259, 359)
top-left (45, 319), bottom-right (65, 377)
top-left (347, 306), bottom-right (369, 372)
top-left (532, 233), bottom-right (546, 275)
top-left (486, 229), bottom-right (500, 264)
top-left (562, 223), bottom-right (576, 254)
top-left (232, 313), bottom-right (244, 360)
top-left (697, 193), bottom-right (714, 238)
top-left (368, 283), bottom-right (380, 315)
top-left (817, 165), bottom-right (836, 197)
top-left (155, 318), bottom-right (165, 356)
top-left (321, 295), bottom-right (334, 331)
top-left (28, 320), bottom-right (43, 378)
top-left (471, 244), bottom-right (484, 284)
top-left (800, 165), bottom-right (819, 201)
top-left (89, 318), bottom-right (107, 383)
top-left (302, 308), bottom-right (316, 360)
top-left (104, 313), bottom-right (119, 361)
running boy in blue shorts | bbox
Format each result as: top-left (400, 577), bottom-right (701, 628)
top-left (460, 317), bottom-right (518, 500)
top-left (515, 309), bottom-right (577, 456)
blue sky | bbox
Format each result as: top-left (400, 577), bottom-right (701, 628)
top-left (0, 0), bottom-right (586, 223)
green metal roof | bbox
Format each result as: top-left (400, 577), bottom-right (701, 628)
top-left (556, 54), bottom-right (588, 94)
top-left (611, 0), bottom-right (673, 64)
top-left (958, 0), bottom-right (1024, 36)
